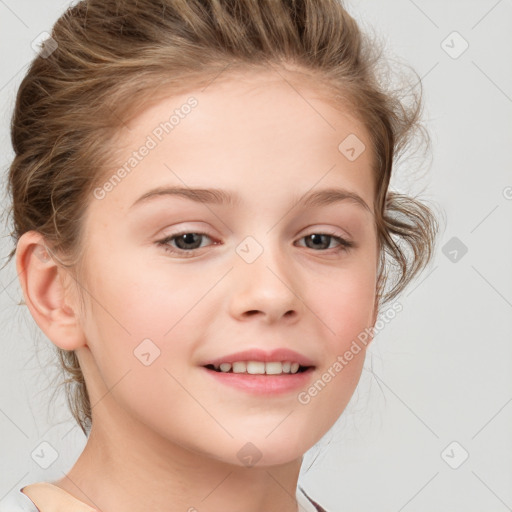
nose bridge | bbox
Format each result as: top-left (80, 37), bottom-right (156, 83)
top-left (230, 233), bottom-right (301, 322)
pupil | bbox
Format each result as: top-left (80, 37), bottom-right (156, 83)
top-left (307, 234), bottom-right (329, 250)
top-left (177, 233), bottom-right (201, 250)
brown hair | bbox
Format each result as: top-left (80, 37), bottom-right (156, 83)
top-left (5, 0), bottom-right (438, 437)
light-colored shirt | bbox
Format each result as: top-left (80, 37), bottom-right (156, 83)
top-left (0, 483), bottom-right (97, 512)
top-left (0, 482), bottom-right (326, 512)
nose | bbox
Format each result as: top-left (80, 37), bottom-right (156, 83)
top-left (228, 241), bottom-right (302, 324)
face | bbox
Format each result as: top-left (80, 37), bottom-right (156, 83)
top-left (74, 70), bottom-right (379, 467)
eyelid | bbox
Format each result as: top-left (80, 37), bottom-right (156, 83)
top-left (298, 224), bottom-right (353, 241)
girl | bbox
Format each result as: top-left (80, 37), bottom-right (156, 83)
top-left (1, 0), bottom-right (438, 510)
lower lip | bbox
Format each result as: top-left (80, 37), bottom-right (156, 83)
top-left (201, 367), bottom-right (315, 395)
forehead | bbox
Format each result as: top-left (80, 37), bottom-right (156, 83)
top-left (98, 68), bottom-right (375, 214)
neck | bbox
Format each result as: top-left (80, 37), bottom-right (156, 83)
top-left (53, 407), bottom-right (303, 512)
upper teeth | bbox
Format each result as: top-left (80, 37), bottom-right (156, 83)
top-left (214, 361), bottom-right (302, 374)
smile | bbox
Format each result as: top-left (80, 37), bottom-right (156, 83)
top-left (204, 360), bottom-right (311, 375)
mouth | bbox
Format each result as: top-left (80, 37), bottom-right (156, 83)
top-left (199, 348), bottom-right (316, 393)
top-left (203, 361), bottom-right (314, 375)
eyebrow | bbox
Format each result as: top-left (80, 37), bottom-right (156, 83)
top-left (129, 186), bottom-right (372, 214)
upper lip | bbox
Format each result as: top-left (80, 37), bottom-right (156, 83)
top-left (201, 348), bottom-right (316, 368)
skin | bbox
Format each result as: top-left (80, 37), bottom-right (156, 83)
top-left (17, 68), bottom-right (379, 512)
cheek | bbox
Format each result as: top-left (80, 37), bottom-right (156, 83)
top-left (310, 264), bottom-right (377, 350)
top-left (294, 269), bottom-right (375, 437)
top-left (77, 265), bottom-right (203, 429)
top-left (83, 250), bottom-right (204, 339)
top-left (78, 250), bottom-right (221, 415)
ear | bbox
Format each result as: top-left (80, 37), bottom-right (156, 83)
top-left (16, 231), bottom-right (87, 351)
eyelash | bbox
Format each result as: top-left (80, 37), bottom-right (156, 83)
top-left (156, 230), bottom-right (354, 258)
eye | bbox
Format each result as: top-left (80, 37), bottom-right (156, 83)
top-left (295, 233), bottom-right (354, 252)
top-left (156, 232), bottom-right (216, 257)
top-left (156, 230), bottom-right (354, 258)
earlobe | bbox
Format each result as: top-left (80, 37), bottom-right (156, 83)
top-left (16, 231), bottom-right (87, 351)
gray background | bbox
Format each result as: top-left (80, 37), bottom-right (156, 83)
top-left (1, 1), bottom-right (511, 510)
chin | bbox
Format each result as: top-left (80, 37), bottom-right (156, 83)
top-left (214, 430), bottom-right (317, 469)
